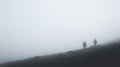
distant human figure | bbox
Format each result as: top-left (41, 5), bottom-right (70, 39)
top-left (93, 39), bottom-right (97, 46)
top-left (83, 41), bottom-right (87, 48)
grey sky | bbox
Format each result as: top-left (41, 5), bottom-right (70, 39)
top-left (0, 0), bottom-right (120, 63)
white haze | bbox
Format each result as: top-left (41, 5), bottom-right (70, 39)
top-left (0, 0), bottom-right (120, 63)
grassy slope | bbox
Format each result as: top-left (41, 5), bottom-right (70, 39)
top-left (1, 42), bottom-right (120, 67)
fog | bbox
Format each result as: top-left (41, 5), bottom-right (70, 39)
top-left (0, 0), bottom-right (120, 63)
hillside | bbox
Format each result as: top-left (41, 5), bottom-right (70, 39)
top-left (1, 41), bottom-right (120, 67)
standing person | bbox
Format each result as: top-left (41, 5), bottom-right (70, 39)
top-left (93, 39), bottom-right (97, 46)
top-left (83, 41), bottom-right (87, 48)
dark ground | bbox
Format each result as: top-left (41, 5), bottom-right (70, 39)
top-left (1, 41), bottom-right (120, 67)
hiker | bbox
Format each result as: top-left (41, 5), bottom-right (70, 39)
top-left (93, 39), bottom-right (97, 46)
top-left (83, 41), bottom-right (87, 48)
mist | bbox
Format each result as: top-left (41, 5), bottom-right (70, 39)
top-left (0, 0), bottom-right (120, 63)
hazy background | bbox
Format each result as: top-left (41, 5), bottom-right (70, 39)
top-left (0, 0), bottom-right (120, 63)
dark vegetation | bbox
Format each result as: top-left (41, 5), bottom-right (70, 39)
top-left (1, 41), bottom-right (120, 67)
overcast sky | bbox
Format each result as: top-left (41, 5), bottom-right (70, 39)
top-left (0, 0), bottom-right (120, 63)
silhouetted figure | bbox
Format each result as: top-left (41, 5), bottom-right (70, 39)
top-left (83, 41), bottom-right (87, 48)
top-left (93, 39), bottom-right (97, 46)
